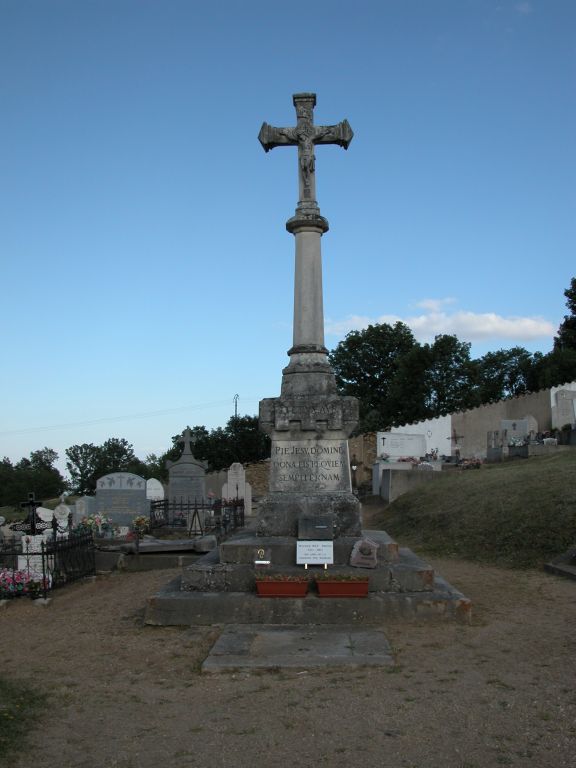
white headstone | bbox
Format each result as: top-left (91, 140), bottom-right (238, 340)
top-left (222, 462), bottom-right (252, 515)
top-left (146, 478), bottom-right (165, 500)
top-left (379, 433), bottom-right (427, 461)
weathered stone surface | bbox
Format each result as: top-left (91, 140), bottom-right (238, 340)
top-left (145, 577), bottom-right (472, 626)
top-left (201, 624), bottom-right (394, 673)
top-left (256, 492), bottom-right (361, 537)
top-left (298, 512), bottom-right (335, 540)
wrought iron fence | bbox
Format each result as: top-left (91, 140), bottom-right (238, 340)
top-left (150, 498), bottom-right (245, 537)
top-left (0, 532), bottom-right (96, 600)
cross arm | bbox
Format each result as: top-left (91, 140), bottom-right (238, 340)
top-left (258, 123), bottom-right (297, 152)
top-left (313, 119), bottom-right (354, 149)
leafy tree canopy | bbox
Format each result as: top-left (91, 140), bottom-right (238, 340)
top-left (554, 277), bottom-right (576, 353)
top-left (0, 448), bottom-right (65, 507)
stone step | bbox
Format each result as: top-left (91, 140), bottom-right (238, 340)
top-left (145, 576), bottom-right (471, 626)
top-left (219, 530), bottom-right (400, 567)
top-left (181, 547), bottom-right (434, 594)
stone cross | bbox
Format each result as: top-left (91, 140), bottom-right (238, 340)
top-left (258, 93), bottom-right (353, 209)
top-left (258, 94), bottom-right (354, 357)
top-left (177, 428), bottom-right (196, 456)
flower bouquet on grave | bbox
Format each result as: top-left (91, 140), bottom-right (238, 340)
top-left (254, 572), bottom-right (310, 597)
top-left (75, 514), bottom-right (118, 538)
top-left (314, 571), bottom-right (370, 598)
top-left (131, 516), bottom-right (150, 537)
top-left (0, 568), bottom-right (49, 600)
top-left (0, 568), bottom-right (31, 599)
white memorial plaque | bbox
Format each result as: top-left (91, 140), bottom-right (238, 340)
top-left (296, 540), bottom-right (334, 565)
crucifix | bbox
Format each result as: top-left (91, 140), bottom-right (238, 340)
top-left (258, 93), bottom-right (353, 211)
top-left (258, 94), bottom-right (353, 357)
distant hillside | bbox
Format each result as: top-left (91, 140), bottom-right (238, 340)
top-left (372, 451), bottom-right (576, 568)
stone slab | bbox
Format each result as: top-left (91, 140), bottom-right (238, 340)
top-left (95, 551), bottom-right (202, 573)
top-left (145, 577), bottom-right (472, 626)
top-left (201, 624), bottom-right (395, 673)
top-left (544, 554), bottom-right (576, 581)
top-left (120, 536), bottom-right (217, 554)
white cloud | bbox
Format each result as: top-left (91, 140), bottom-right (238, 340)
top-left (325, 300), bottom-right (555, 345)
top-left (415, 298), bottom-right (457, 313)
top-left (514, 2), bottom-right (533, 14)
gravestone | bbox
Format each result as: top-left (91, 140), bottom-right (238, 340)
top-left (379, 432), bottom-right (426, 460)
top-left (222, 462), bottom-right (252, 515)
top-left (146, 478), bottom-right (165, 501)
top-left (95, 472), bottom-right (148, 526)
top-left (75, 495), bottom-right (96, 522)
top-left (167, 429), bottom-right (207, 502)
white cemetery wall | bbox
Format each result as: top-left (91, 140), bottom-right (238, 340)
top-left (551, 385), bottom-right (576, 428)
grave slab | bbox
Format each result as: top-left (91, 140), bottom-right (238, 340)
top-left (201, 624), bottom-right (395, 673)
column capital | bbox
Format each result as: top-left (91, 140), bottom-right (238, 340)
top-left (286, 211), bottom-right (329, 234)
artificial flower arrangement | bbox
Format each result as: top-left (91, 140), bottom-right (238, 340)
top-left (131, 515), bottom-right (150, 536)
top-left (76, 514), bottom-right (118, 536)
top-left (0, 568), bottom-right (48, 599)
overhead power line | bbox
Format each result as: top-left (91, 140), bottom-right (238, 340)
top-left (0, 398), bottom-right (260, 437)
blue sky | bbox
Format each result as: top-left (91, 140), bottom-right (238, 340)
top-left (1, 0), bottom-right (574, 475)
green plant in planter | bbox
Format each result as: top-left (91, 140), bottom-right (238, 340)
top-left (254, 573), bottom-right (309, 582)
top-left (314, 572), bottom-right (369, 582)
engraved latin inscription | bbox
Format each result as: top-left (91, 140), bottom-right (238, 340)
top-left (270, 441), bottom-right (350, 491)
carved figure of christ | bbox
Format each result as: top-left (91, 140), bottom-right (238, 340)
top-left (258, 93), bottom-right (353, 205)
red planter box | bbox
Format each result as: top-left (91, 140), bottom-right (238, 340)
top-left (316, 580), bottom-right (369, 598)
top-left (256, 581), bottom-right (309, 597)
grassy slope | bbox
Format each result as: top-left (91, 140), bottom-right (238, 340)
top-left (372, 451), bottom-right (576, 568)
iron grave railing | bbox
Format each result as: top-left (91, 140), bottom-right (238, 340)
top-left (0, 531), bottom-right (96, 600)
top-left (150, 498), bottom-right (245, 537)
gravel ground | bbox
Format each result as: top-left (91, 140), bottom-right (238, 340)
top-left (1, 551), bottom-right (575, 768)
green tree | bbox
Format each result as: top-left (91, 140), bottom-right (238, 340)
top-left (422, 335), bottom-right (479, 416)
top-left (476, 347), bottom-right (534, 402)
top-left (66, 438), bottom-right (150, 494)
top-left (65, 443), bottom-right (102, 495)
top-left (149, 418), bottom-right (271, 479)
top-left (328, 322), bottom-right (418, 430)
top-left (0, 450), bottom-right (65, 507)
top-left (554, 277), bottom-right (576, 352)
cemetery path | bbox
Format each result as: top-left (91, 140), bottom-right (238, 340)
top-left (2, 555), bottom-right (576, 768)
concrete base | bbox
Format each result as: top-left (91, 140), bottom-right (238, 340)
top-left (544, 550), bottom-right (576, 581)
top-left (145, 573), bottom-right (471, 626)
top-left (201, 624), bottom-right (395, 673)
top-left (144, 527), bottom-right (471, 626)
